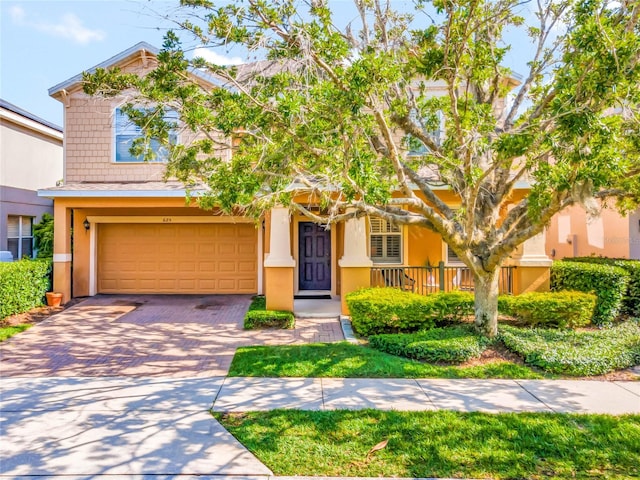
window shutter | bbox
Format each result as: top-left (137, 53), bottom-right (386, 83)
top-left (370, 236), bottom-right (383, 258)
top-left (447, 245), bottom-right (463, 264)
top-left (386, 236), bottom-right (401, 262)
top-left (370, 218), bottom-right (383, 234)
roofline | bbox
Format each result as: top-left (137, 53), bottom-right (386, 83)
top-left (0, 98), bottom-right (62, 133)
top-left (49, 42), bottom-right (226, 98)
top-left (37, 188), bottom-right (204, 199)
top-left (48, 42), bottom-right (160, 97)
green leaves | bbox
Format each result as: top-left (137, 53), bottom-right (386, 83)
top-left (80, 0), bottom-right (639, 335)
top-left (499, 322), bottom-right (640, 376)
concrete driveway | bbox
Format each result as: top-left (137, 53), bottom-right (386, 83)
top-left (0, 294), bottom-right (343, 377)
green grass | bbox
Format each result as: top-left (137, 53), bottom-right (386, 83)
top-left (0, 324), bottom-right (31, 341)
top-left (500, 321), bottom-right (640, 376)
top-left (228, 341), bottom-right (544, 379)
top-left (215, 410), bottom-right (640, 479)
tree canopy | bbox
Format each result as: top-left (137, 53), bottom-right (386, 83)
top-left (84, 0), bottom-right (640, 335)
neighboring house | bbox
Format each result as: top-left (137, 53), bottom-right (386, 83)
top-left (40, 42), bottom-right (550, 311)
top-left (0, 99), bottom-right (63, 260)
top-left (546, 204), bottom-right (640, 260)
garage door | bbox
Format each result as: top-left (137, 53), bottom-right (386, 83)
top-left (97, 223), bottom-right (257, 294)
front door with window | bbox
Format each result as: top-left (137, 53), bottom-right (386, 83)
top-left (298, 222), bottom-right (331, 290)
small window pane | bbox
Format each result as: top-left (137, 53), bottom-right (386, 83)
top-left (21, 217), bottom-right (32, 236)
top-left (7, 238), bottom-right (18, 259)
top-left (21, 238), bottom-right (33, 258)
top-left (7, 216), bottom-right (19, 237)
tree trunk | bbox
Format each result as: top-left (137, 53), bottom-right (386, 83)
top-left (473, 268), bottom-right (501, 338)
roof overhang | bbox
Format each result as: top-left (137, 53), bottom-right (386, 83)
top-left (48, 42), bottom-right (227, 102)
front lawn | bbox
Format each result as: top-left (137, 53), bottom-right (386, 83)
top-left (0, 324), bottom-right (30, 342)
top-left (215, 409), bottom-right (640, 479)
top-left (228, 342), bottom-right (544, 379)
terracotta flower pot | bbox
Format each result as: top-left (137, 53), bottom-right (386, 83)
top-left (45, 292), bottom-right (63, 307)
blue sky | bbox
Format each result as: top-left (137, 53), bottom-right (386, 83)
top-left (1, 1), bottom-right (535, 127)
top-left (2, 1), bottom-right (187, 126)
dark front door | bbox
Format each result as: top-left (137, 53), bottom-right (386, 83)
top-left (298, 222), bottom-right (331, 290)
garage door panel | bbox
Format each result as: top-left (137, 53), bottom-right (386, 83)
top-left (98, 223), bottom-right (258, 294)
top-left (239, 261), bottom-right (256, 272)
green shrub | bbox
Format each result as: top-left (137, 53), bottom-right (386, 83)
top-left (499, 322), bottom-right (640, 376)
top-left (33, 213), bottom-right (54, 259)
top-left (0, 259), bottom-right (51, 320)
top-left (498, 291), bottom-right (596, 328)
top-left (346, 288), bottom-right (475, 336)
top-left (347, 288), bottom-right (435, 335)
top-left (369, 326), bottom-right (491, 363)
top-left (550, 260), bottom-right (629, 325)
top-left (565, 257), bottom-right (640, 317)
top-left (245, 310), bottom-right (295, 329)
top-left (432, 291), bottom-right (475, 322)
top-left (244, 296), bottom-right (294, 329)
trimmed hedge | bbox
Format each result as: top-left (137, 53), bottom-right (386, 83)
top-left (565, 257), bottom-right (640, 317)
top-left (346, 288), bottom-right (474, 336)
top-left (244, 296), bottom-right (294, 329)
top-left (369, 326), bottom-right (491, 363)
top-left (550, 260), bottom-right (629, 325)
top-left (498, 291), bottom-right (596, 328)
top-left (0, 259), bottom-right (51, 320)
top-left (499, 322), bottom-right (640, 376)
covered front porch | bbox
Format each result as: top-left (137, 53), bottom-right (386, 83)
top-left (264, 206), bottom-right (553, 316)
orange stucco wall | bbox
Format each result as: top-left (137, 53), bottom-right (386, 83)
top-left (546, 204), bottom-right (631, 259)
top-left (51, 197), bottom-right (258, 298)
top-left (407, 225), bottom-right (443, 266)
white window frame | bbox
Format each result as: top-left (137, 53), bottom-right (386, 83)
top-left (369, 218), bottom-right (403, 264)
top-left (7, 215), bottom-right (34, 259)
top-left (444, 243), bottom-right (465, 266)
top-left (113, 106), bottom-right (178, 163)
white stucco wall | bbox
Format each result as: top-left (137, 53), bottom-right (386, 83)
top-left (0, 108), bottom-right (63, 191)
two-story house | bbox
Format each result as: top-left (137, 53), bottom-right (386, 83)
top-left (39, 42), bottom-right (550, 312)
top-left (1, 99), bottom-right (63, 260)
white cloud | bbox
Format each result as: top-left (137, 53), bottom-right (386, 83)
top-left (10, 7), bottom-right (105, 45)
top-left (194, 47), bottom-right (244, 66)
top-left (9, 5), bottom-right (25, 22)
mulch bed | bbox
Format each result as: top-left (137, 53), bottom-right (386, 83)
top-left (0, 298), bottom-right (83, 328)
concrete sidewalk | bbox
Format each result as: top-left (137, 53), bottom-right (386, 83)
top-left (212, 377), bottom-right (640, 414)
top-left (2, 376), bottom-right (638, 477)
top-left (0, 377), bottom-right (272, 477)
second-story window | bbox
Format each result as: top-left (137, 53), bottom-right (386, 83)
top-left (114, 107), bottom-right (178, 163)
top-left (406, 110), bottom-right (444, 156)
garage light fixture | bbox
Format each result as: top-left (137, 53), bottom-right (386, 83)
top-left (83, 219), bottom-right (90, 231)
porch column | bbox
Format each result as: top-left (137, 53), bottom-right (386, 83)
top-left (507, 231), bottom-right (553, 294)
top-left (264, 206), bottom-right (295, 311)
top-left (338, 212), bottom-right (372, 315)
top-left (52, 202), bottom-right (72, 304)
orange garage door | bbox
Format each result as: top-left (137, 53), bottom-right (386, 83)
top-left (97, 223), bottom-right (257, 294)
